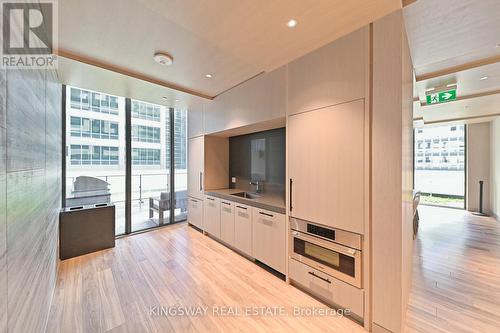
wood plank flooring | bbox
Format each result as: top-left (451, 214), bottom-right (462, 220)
top-left (47, 223), bottom-right (365, 333)
top-left (48, 205), bottom-right (500, 333)
top-left (404, 206), bottom-right (500, 333)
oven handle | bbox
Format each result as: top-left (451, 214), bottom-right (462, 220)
top-left (292, 231), bottom-right (359, 258)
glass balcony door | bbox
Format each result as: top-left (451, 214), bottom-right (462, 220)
top-left (173, 109), bottom-right (188, 222)
top-left (131, 100), bottom-right (171, 232)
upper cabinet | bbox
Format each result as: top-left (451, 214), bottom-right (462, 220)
top-left (288, 100), bottom-right (365, 234)
top-left (287, 26), bottom-right (369, 115)
top-left (204, 94), bottom-right (227, 135)
top-left (187, 104), bottom-right (204, 138)
top-left (203, 67), bottom-right (286, 134)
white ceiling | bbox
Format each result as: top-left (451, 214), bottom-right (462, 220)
top-left (58, 0), bottom-right (401, 101)
top-left (404, 0), bottom-right (500, 126)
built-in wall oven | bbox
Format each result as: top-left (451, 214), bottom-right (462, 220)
top-left (290, 218), bottom-right (362, 288)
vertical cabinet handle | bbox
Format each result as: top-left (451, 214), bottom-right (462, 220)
top-left (199, 172), bottom-right (203, 191)
top-left (289, 178), bottom-right (293, 212)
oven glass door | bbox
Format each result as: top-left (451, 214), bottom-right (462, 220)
top-left (293, 235), bottom-right (356, 278)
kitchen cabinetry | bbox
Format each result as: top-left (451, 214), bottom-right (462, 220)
top-left (203, 67), bottom-right (286, 135)
top-left (203, 195), bottom-right (220, 238)
top-left (288, 99), bottom-right (365, 234)
top-left (188, 197), bottom-right (203, 230)
top-left (289, 258), bottom-right (364, 318)
top-left (220, 200), bottom-right (235, 246)
top-left (188, 136), bottom-right (204, 199)
top-left (234, 203), bottom-right (253, 257)
top-left (252, 208), bottom-right (286, 274)
top-left (287, 26), bottom-right (368, 115)
top-left (187, 105), bottom-right (204, 138)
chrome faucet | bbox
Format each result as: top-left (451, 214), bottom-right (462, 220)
top-left (249, 181), bottom-right (263, 193)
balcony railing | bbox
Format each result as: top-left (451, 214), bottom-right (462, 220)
top-left (65, 171), bottom-right (188, 204)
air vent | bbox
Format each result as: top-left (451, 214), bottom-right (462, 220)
top-left (306, 224), bottom-right (335, 240)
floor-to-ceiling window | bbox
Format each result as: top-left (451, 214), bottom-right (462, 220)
top-left (63, 85), bottom-right (188, 235)
top-left (65, 86), bottom-right (127, 233)
top-left (414, 124), bottom-right (466, 208)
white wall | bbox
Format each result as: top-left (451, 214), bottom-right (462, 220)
top-left (491, 117), bottom-right (500, 219)
top-left (467, 122), bottom-right (490, 213)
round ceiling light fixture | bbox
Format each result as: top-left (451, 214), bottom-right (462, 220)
top-left (205, 74), bottom-right (213, 78)
top-left (287, 19), bottom-right (297, 28)
top-left (153, 52), bottom-right (174, 66)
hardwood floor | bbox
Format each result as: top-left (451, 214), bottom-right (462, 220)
top-left (47, 223), bottom-right (365, 333)
top-left (404, 206), bottom-right (500, 333)
top-left (48, 206), bottom-right (500, 333)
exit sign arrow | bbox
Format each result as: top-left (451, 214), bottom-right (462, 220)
top-left (426, 89), bottom-right (457, 105)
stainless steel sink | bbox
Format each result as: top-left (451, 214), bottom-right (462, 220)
top-left (231, 192), bottom-right (260, 199)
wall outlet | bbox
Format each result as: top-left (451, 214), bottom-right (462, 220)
top-left (231, 177), bottom-right (236, 183)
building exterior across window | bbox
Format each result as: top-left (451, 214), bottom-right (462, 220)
top-left (414, 125), bottom-right (465, 171)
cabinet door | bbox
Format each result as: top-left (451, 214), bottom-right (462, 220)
top-left (188, 197), bottom-right (203, 229)
top-left (203, 196), bottom-right (220, 238)
top-left (252, 208), bottom-right (286, 274)
top-left (234, 203), bottom-right (252, 256)
top-left (188, 106), bottom-right (204, 138)
top-left (188, 136), bottom-right (204, 199)
top-left (220, 200), bottom-right (235, 246)
top-left (288, 100), bottom-right (365, 234)
top-left (287, 27), bottom-right (368, 115)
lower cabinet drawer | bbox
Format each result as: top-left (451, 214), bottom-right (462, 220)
top-left (289, 258), bottom-right (364, 318)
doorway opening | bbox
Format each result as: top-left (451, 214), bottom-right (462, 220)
top-left (414, 124), bottom-right (466, 209)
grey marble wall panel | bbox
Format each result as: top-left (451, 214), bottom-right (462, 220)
top-left (6, 69), bottom-right (46, 172)
top-left (0, 67), bottom-right (7, 333)
top-left (5, 67), bottom-right (61, 333)
top-left (0, 69), bottom-right (5, 128)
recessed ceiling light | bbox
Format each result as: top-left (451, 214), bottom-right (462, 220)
top-left (205, 74), bottom-right (213, 78)
top-left (175, 99), bottom-right (180, 102)
top-left (480, 76), bottom-right (488, 81)
top-left (162, 96), bottom-right (168, 100)
top-left (287, 19), bottom-right (297, 28)
top-left (153, 52), bottom-right (173, 66)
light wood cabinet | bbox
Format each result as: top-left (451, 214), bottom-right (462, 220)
top-left (288, 100), bottom-right (365, 234)
top-left (287, 26), bottom-right (368, 115)
top-left (289, 258), bottom-right (364, 318)
top-left (252, 208), bottom-right (286, 274)
top-left (187, 105), bottom-right (204, 138)
top-left (188, 197), bottom-right (203, 230)
top-left (220, 200), bottom-right (235, 246)
top-left (204, 94), bottom-right (227, 134)
top-left (203, 195), bottom-right (220, 238)
top-left (203, 67), bottom-right (286, 135)
top-left (188, 136), bottom-right (204, 199)
top-left (234, 203), bottom-right (252, 256)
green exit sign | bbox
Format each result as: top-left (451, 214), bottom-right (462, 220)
top-left (426, 89), bottom-right (457, 105)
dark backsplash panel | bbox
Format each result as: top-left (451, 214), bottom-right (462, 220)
top-left (229, 128), bottom-right (285, 196)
